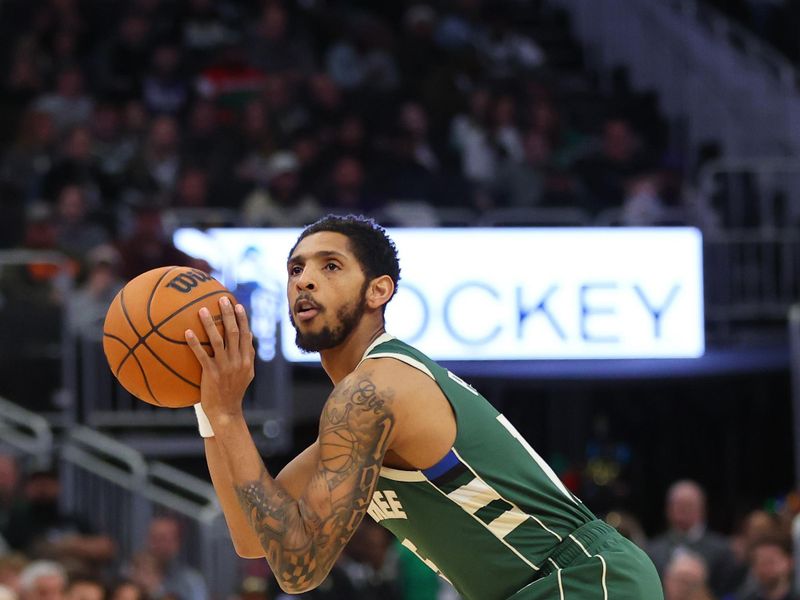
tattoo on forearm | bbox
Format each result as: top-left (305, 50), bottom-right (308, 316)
top-left (234, 373), bottom-right (395, 592)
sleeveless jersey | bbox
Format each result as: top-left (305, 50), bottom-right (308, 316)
top-left (362, 335), bottom-right (597, 600)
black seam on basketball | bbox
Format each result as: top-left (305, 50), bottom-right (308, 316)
top-left (128, 346), bottom-right (161, 406)
top-left (103, 332), bottom-right (133, 351)
top-left (139, 340), bottom-right (200, 389)
top-left (147, 289), bottom-right (230, 345)
top-left (115, 267), bottom-right (187, 375)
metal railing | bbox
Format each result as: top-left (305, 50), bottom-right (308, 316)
top-left (60, 426), bottom-right (240, 600)
top-left (0, 395), bottom-right (53, 469)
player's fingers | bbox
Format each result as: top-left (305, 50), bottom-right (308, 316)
top-left (199, 307), bottom-right (225, 358)
top-left (184, 329), bottom-right (211, 367)
top-left (219, 296), bottom-right (239, 351)
top-left (235, 304), bottom-right (255, 355)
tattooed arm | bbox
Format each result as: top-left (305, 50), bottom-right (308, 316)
top-left (186, 298), bottom-right (397, 592)
top-left (214, 370), bottom-right (395, 592)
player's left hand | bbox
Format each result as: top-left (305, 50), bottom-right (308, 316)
top-left (185, 296), bottom-right (255, 420)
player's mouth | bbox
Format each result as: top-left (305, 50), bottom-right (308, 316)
top-left (295, 298), bottom-right (321, 322)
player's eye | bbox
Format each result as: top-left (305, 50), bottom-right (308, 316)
top-left (324, 263), bottom-right (340, 272)
top-left (289, 265), bottom-right (303, 276)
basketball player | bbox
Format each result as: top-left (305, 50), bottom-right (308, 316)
top-left (185, 215), bottom-right (664, 599)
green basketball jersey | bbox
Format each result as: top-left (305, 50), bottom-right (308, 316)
top-left (362, 335), bottom-right (597, 600)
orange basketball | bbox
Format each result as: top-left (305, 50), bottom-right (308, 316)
top-left (102, 266), bottom-right (236, 408)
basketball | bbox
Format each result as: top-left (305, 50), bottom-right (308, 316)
top-left (102, 266), bottom-right (237, 408)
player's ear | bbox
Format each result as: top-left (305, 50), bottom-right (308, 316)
top-left (367, 275), bottom-right (394, 310)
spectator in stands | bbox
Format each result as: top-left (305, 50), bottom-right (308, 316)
top-left (33, 66), bottom-right (93, 134)
top-left (663, 551), bottom-right (716, 600)
top-left (125, 116), bottom-right (182, 197)
top-left (605, 509), bottom-right (649, 549)
top-left (172, 167), bottom-right (210, 209)
top-left (731, 535), bottom-right (797, 600)
top-left (319, 156), bottom-right (373, 212)
top-left (477, 6), bottom-right (545, 80)
top-left (106, 580), bottom-right (145, 600)
top-left (248, 3), bottom-right (315, 76)
top-left (141, 516), bottom-right (206, 600)
top-left (435, 0), bottom-right (485, 51)
top-left (0, 553), bottom-right (28, 598)
top-left (115, 204), bottom-right (195, 279)
top-left (179, 0), bottom-right (234, 71)
top-left (449, 87), bottom-right (495, 184)
top-left (4, 470), bottom-right (116, 573)
top-left (1, 110), bottom-right (57, 201)
top-left (648, 480), bottom-right (742, 597)
top-left (65, 574), bottom-right (106, 600)
top-left (325, 17), bottom-right (400, 93)
top-left (576, 116), bottom-right (652, 216)
top-left (142, 44), bottom-right (190, 117)
top-left (91, 103), bottom-right (138, 189)
top-left (18, 561), bottom-right (66, 600)
top-left (241, 151), bottom-right (322, 227)
top-left (621, 172), bottom-right (668, 226)
top-left (0, 48), bottom-right (45, 146)
top-left (126, 552), bottom-right (163, 600)
top-left (54, 185), bottom-right (109, 258)
top-left (397, 5), bottom-right (442, 98)
top-left (338, 519), bottom-right (401, 600)
top-left (181, 100), bottom-right (236, 204)
top-left (398, 102), bottom-right (440, 173)
top-left (491, 128), bottom-right (548, 207)
top-left (42, 126), bottom-right (109, 206)
top-left (65, 244), bottom-right (124, 341)
top-left (0, 455), bottom-right (22, 535)
top-left (97, 14), bottom-right (151, 100)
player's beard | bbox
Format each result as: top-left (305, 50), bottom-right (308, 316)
top-left (291, 283), bottom-right (369, 353)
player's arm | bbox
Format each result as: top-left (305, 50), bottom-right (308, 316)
top-left (186, 298), bottom-right (397, 593)
top-left (204, 438), bottom-right (321, 558)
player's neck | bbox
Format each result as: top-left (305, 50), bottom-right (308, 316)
top-left (319, 319), bottom-right (386, 385)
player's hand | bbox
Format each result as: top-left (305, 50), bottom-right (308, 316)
top-left (185, 296), bottom-right (255, 420)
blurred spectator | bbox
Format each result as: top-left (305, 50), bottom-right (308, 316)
top-left (248, 4), bottom-right (314, 76)
top-left (42, 126), bottom-right (109, 205)
top-left (620, 173), bottom-right (668, 226)
top-left (91, 103), bottom-right (138, 187)
top-left (18, 561), bottom-right (65, 600)
top-left (139, 517), bottom-right (206, 600)
top-left (172, 167), bottom-right (209, 208)
top-left (126, 553), bottom-right (163, 600)
top-left (126, 116), bottom-right (181, 196)
top-left (338, 519), bottom-right (401, 600)
top-left (305, 74), bottom-right (344, 140)
top-left (0, 48), bottom-right (45, 144)
top-left (648, 480), bottom-right (742, 597)
top-left (399, 102), bottom-right (440, 172)
top-left (115, 205), bottom-right (195, 279)
top-left (319, 156), bottom-right (372, 212)
top-left (605, 509), bottom-right (648, 549)
top-left (54, 185), bottom-right (109, 258)
top-left (180, 0), bottom-right (235, 70)
top-left (663, 551), bottom-right (716, 600)
top-left (65, 574), bottom-right (105, 600)
top-left (98, 14), bottom-right (151, 100)
top-left (181, 100), bottom-right (237, 203)
top-left (1, 110), bottom-right (57, 200)
top-left (0, 554), bottom-right (29, 598)
top-left (107, 580), bottom-right (146, 600)
top-left (195, 43), bottom-right (267, 109)
top-left (732, 510), bottom-right (785, 568)
top-left (477, 7), bottom-right (545, 80)
top-left (0, 455), bottom-right (22, 534)
top-left (142, 44), bottom-right (190, 117)
top-left (0, 584), bottom-right (16, 600)
top-left (33, 66), bottom-right (93, 134)
top-left (449, 87), bottom-right (495, 184)
top-left (491, 128), bottom-right (548, 207)
top-left (435, 0), bottom-right (485, 51)
top-left (576, 117), bottom-right (652, 215)
top-left (65, 245), bottom-right (124, 340)
top-left (731, 535), bottom-right (798, 600)
top-left (397, 5), bottom-right (442, 97)
top-left (3, 470), bottom-right (116, 572)
top-left (241, 151), bottom-right (322, 227)
top-left (325, 17), bottom-right (399, 92)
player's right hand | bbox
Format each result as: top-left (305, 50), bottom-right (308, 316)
top-left (185, 296), bottom-right (255, 420)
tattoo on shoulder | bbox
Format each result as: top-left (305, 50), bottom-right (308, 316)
top-left (233, 372), bottom-right (395, 592)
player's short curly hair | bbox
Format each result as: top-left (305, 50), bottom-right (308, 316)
top-left (289, 214), bottom-right (401, 304)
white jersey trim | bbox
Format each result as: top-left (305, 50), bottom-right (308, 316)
top-left (379, 466), bottom-right (427, 482)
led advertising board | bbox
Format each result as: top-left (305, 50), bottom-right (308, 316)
top-left (173, 228), bottom-right (704, 362)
